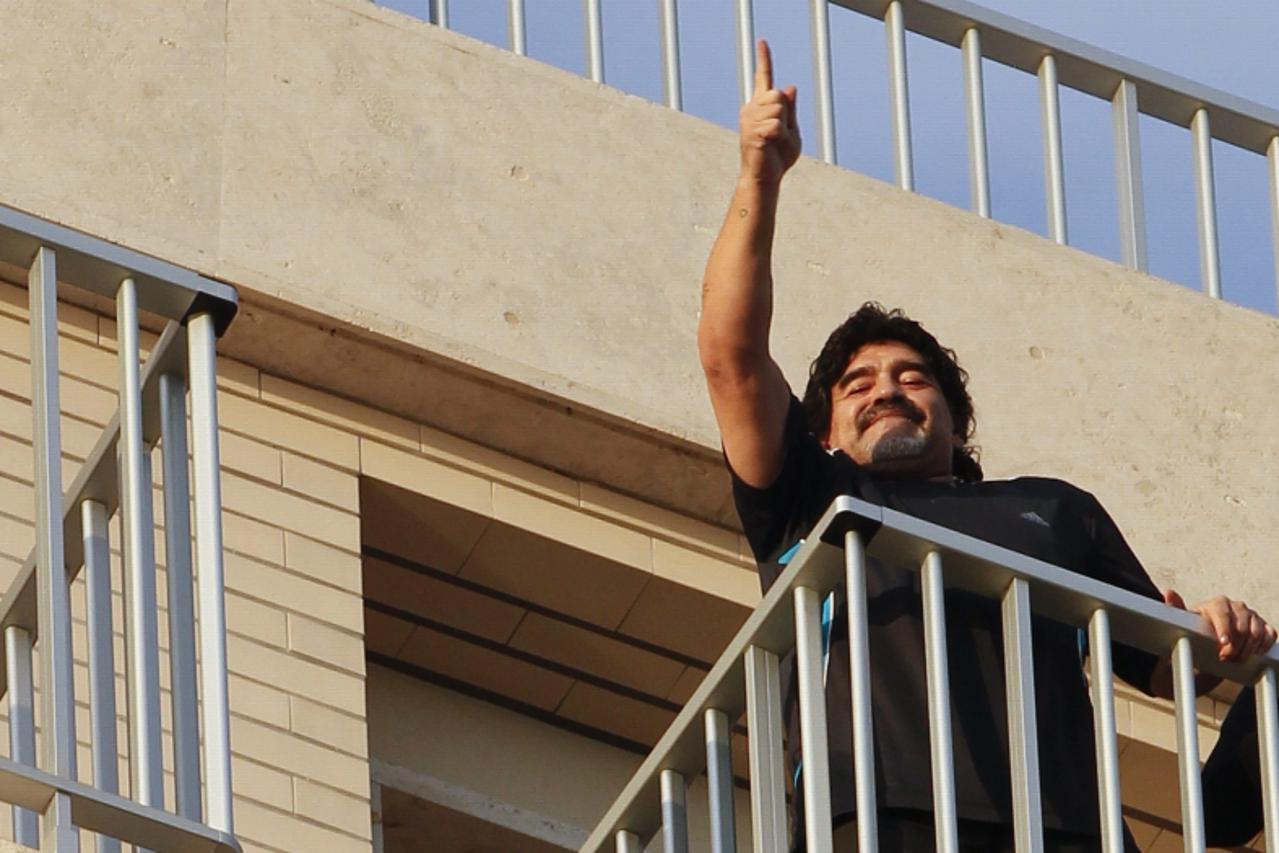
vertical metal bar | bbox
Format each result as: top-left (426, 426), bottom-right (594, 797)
top-left (615, 829), bottom-right (642, 853)
top-left (1256, 668), bottom-right (1279, 852)
top-left (961, 27), bottom-right (990, 218)
top-left (734, 0), bottom-right (755, 105)
top-left (160, 371), bottom-right (202, 821)
top-left (1002, 578), bottom-right (1044, 852)
top-left (117, 277), bottom-right (164, 817)
top-left (28, 247), bottom-right (79, 788)
top-left (429, 0), bottom-right (449, 28)
top-left (1268, 137), bottom-right (1279, 308)
top-left (1088, 609), bottom-right (1124, 853)
top-left (921, 551), bottom-right (958, 853)
top-left (1191, 108), bottom-right (1222, 299)
top-left (1172, 637), bottom-right (1206, 852)
top-left (83, 500), bottom-right (122, 853)
top-left (659, 0), bottom-right (682, 110)
top-left (809, 0), bottom-right (836, 165)
top-left (188, 311), bottom-right (234, 834)
top-left (5, 627), bottom-right (37, 847)
top-left (745, 645), bottom-right (787, 853)
top-left (584, 0), bottom-right (604, 83)
top-left (704, 708), bottom-right (737, 853)
top-left (508, 0), bottom-right (526, 56)
top-left (660, 769), bottom-right (688, 853)
top-left (1038, 54), bottom-right (1068, 245)
top-left (844, 531), bottom-right (877, 851)
top-left (1111, 79), bottom-right (1148, 270)
top-left (794, 586), bottom-right (833, 853)
top-left (42, 791), bottom-right (77, 853)
top-left (884, 0), bottom-right (914, 191)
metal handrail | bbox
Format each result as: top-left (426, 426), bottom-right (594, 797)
top-left (1, 203), bottom-right (241, 851)
top-left (581, 495), bottom-right (1279, 852)
top-left (0, 202), bottom-right (237, 334)
top-left (413, 0), bottom-right (1279, 307)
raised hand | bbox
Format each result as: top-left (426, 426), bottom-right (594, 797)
top-left (739, 40), bottom-right (801, 185)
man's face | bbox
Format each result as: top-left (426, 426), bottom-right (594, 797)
top-left (823, 340), bottom-right (958, 479)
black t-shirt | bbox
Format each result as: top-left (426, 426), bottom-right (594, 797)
top-left (730, 397), bottom-right (1163, 836)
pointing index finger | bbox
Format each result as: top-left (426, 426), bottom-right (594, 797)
top-left (754, 39), bottom-right (773, 98)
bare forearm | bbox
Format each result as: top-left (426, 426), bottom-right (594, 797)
top-left (699, 178), bottom-right (781, 368)
top-left (697, 39), bottom-right (799, 488)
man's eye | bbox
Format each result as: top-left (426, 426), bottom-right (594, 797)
top-left (901, 374), bottom-right (929, 386)
top-left (848, 384), bottom-right (872, 396)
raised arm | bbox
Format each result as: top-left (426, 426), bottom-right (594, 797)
top-left (698, 40), bottom-right (802, 488)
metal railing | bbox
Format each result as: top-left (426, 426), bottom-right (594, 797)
top-left (0, 202), bottom-right (240, 852)
top-left (412, 0), bottom-right (1279, 310)
top-left (580, 495), bottom-right (1279, 852)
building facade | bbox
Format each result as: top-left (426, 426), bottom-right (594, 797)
top-left (1, 0), bottom-right (1277, 849)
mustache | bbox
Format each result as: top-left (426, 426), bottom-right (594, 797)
top-left (857, 396), bottom-right (925, 432)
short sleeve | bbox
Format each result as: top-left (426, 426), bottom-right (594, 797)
top-left (729, 396), bottom-right (842, 592)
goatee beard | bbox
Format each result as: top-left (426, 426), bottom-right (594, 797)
top-left (870, 433), bottom-right (928, 464)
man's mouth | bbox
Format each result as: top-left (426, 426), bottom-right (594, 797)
top-left (858, 403), bottom-right (924, 433)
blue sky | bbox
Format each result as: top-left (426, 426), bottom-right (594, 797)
top-left (377, 0), bottom-right (1279, 314)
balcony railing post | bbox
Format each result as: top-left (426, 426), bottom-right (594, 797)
top-left (1172, 637), bottom-right (1206, 851)
top-left (961, 27), bottom-right (990, 218)
top-left (704, 709), bottom-right (737, 853)
top-left (1002, 578), bottom-right (1044, 851)
top-left (921, 551), bottom-right (958, 852)
top-left (744, 645), bottom-right (787, 853)
top-left (659, 0), bottom-right (682, 110)
top-left (1267, 137), bottom-right (1278, 307)
top-left (1191, 108), bottom-right (1222, 299)
top-left (117, 277), bottom-right (165, 825)
top-left (1112, 78), bottom-right (1148, 271)
top-left (660, 769), bottom-right (689, 853)
top-left (1257, 668), bottom-right (1279, 851)
top-left (160, 370), bottom-right (203, 821)
top-left (1088, 609), bottom-right (1124, 853)
top-left (844, 531), bottom-right (878, 850)
top-left (188, 310), bottom-right (235, 833)
top-left (5, 626), bottom-right (37, 847)
top-left (794, 586), bottom-right (834, 853)
top-left (428, 0), bottom-right (449, 29)
top-left (508, 0), bottom-right (526, 56)
top-left (734, 0), bottom-right (755, 105)
top-left (584, 0), bottom-right (604, 83)
top-left (615, 829), bottom-right (642, 853)
top-left (28, 249), bottom-right (80, 840)
top-left (884, 0), bottom-right (914, 191)
top-left (1038, 54), bottom-right (1068, 245)
top-left (809, 0), bottom-right (836, 164)
top-left (83, 499), bottom-right (123, 853)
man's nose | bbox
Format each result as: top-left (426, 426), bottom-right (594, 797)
top-left (871, 375), bottom-right (904, 403)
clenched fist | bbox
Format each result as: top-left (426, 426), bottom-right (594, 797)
top-left (739, 40), bottom-right (801, 186)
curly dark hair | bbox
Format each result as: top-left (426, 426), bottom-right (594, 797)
top-left (801, 302), bottom-right (983, 482)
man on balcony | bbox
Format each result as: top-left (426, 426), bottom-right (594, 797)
top-left (698, 39), bottom-right (1275, 851)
